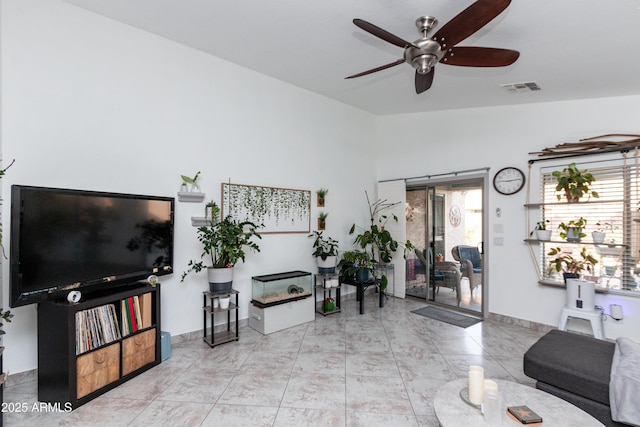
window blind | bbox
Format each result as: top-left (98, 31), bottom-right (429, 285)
top-left (538, 159), bottom-right (639, 291)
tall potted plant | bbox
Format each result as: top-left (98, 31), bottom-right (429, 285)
top-left (181, 201), bottom-right (262, 292)
top-left (309, 231), bottom-right (339, 274)
top-left (552, 162), bottom-right (599, 202)
top-left (348, 191), bottom-right (413, 293)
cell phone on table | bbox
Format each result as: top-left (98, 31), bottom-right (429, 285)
top-left (507, 405), bottom-right (543, 424)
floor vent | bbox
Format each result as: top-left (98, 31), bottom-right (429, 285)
top-left (501, 81), bottom-right (541, 93)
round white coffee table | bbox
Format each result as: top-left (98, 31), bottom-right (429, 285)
top-left (433, 378), bottom-right (603, 426)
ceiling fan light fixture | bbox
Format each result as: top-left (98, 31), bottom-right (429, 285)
top-left (413, 54), bottom-right (438, 74)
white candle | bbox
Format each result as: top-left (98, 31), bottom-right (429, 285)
top-left (483, 379), bottom-right (498, 393)
top-left (468, 365), bottom-right (484, 405)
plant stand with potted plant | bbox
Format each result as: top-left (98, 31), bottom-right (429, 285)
top-left (181, 201), bottom-right (262, 292)
top-left (314, 274), bottom-right (341, 316)
top-left (309, 231), bottom-right (339, 274)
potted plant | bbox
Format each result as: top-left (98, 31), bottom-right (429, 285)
top-left (530, 219), bottom-right (552, 241)
top-left (180, 171), bottom-right (201, 192)
top-left (547, 246), bottom-right (598, 282)
top-left (348, 191), bottom-right (414, 294)
top-left (435, 253), bottom-right (444, 262)
top-left (317, 211), bottom-right (328, 230)
top-left (592, 222), bottom-right (607, 244)
top-left (558, 217), bottom-right (587, 242)
top-left (181, 201), bottom-right (262, 292)
top-left (308, 230), bottom-right (339, 274)
top-left (338, 250), bottom-right (374, 283)
top-left (316, 188), bottom-right (328, 207)
top-left (552, 162), bottom-right (599, 202)
top-left (321, 297), bottom-right (335, 312)
top-left (0, 159), bottom-right (15, 334)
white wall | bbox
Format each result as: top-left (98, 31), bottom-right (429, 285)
top-left (0, 0), bottom-right (376, 374)
top-left (375, 95), bottom-right (640, 341)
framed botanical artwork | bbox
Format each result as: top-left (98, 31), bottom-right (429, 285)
top-left (222, 183), bottom-right (311, 234)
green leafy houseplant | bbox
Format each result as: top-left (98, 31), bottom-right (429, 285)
top-left (180, 171), bottom-right (201, 192)
top-left (530, 219), bottom-right (550, 237)
top-left (181, 201), bottom-right (262, 281)
top-left (308, 231), bottom-right (339, 260)
top-left (0, 159), bottom-right (15, 333)
top-left (552, 162), bottom-right (599, 202)
top-left (547, 246), bottom-right (598, 276)
top-left (558, 217), bottom-right (587, 241)
top-left (316, 188), bottom-right (328, 207)
top-left (338, 250), bottom-right (375, 283)
top-left (317, 211), bottom-right (328, 230)
top-left (348, 192), bottom-right (414, 292)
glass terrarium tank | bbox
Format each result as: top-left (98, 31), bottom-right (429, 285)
top-left (251, 271), bottom-right (312, 308)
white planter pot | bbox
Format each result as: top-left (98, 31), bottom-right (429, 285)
top-left (535, 230), bottom-right (552, 241)
top-left (317, 256), bottom-right (337, 274)
top-left (207, 267), bottom-right (234, 292)
top-left (592, 231), bottom-right (606, 244)
top-left (566, 227), bottom-right (582, 242)
top-left (219, 296), bottom-right (230, 309)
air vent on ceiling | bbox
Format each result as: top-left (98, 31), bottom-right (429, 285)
top-left (501, 81), bottom-right (541, 93)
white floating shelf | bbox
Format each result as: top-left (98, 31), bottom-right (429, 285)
top-left (191, 216), bottom-right (211, 227)
top-left (177, 192), bottom-right (205, 203)
top-left (595, 246), bottom-right (624, 257)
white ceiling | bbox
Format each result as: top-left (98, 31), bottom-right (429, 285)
top-left (60, 0), bottom-right (640, 115)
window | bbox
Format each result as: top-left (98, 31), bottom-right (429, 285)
top-left (536, 157), bottom-right (640, 293)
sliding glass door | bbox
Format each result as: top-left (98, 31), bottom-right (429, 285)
top-left (406, 178), bottom-right (484, 315)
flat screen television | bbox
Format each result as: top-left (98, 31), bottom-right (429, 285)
top-left (9, 185), bottom-right (174, 307)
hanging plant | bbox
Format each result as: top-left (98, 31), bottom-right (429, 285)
top-left (316, 188), bottom-right (328, 207)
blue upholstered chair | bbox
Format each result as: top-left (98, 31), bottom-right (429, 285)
top-left (451, 245), bottom-right (482, 295)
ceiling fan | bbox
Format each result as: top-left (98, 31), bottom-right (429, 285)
top-left (345, 0), bottom-right (520, 94)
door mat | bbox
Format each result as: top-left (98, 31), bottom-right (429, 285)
top-left (411, 306), bottom-right (482, 328)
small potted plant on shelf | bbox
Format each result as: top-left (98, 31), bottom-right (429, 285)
top-left (552, 162), bottom-right (599, 202)
top-left (181, 201), bottom-right (262, 292)
top-left (435, 253), bottom-right (444, 262)
top-left (321, 297), bottom-right (335, 312)
top-left (180, 171), bottom-right (201, 192)
top-left (592, 222), bottom-right (608, 244)
top-left (547, 246), bottom-right (598, 282)
top-left (308, 230), bottom-right (339, 274)
top-left (530, 220), bottom-right (552, 241)
top-left (558, 217), bottom-right (587, 242)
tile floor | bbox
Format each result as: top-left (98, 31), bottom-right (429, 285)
top-left (3, 295), bottom-right (546, 426)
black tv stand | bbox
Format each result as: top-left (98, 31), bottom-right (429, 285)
top-left (37, 283), bottom-right (161, 410)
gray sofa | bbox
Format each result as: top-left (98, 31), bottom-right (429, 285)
top-left (524, 329), bottom-right (628, 427)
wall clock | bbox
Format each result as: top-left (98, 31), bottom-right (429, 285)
top-left (493, 167), bottom-right (525, 195)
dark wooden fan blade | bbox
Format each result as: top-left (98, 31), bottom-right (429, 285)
top-left (415, 69), bottom-right (435, 94)
top-left (345, 59), bottom-right (406, 79)
top-left (432, 0), bottom-right (511, 48)
top-left (353, 19), bottom-right (416, 49)
top-left (441, 47), bottom-right (519, 67)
